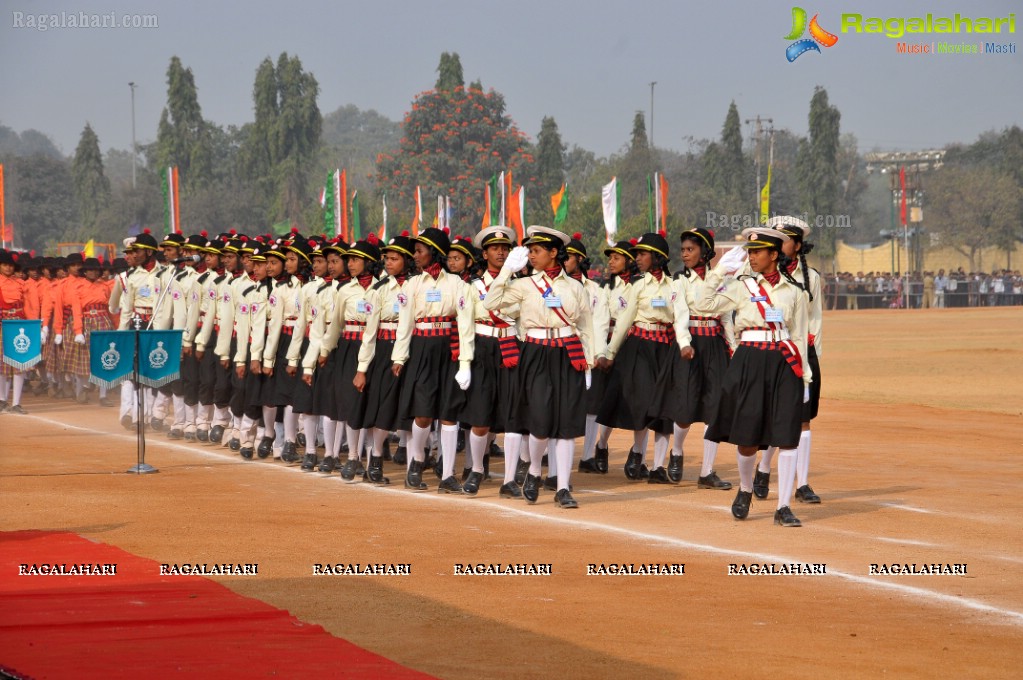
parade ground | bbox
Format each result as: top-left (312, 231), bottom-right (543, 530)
top-left (2, 306), bottom-right (1021, 679)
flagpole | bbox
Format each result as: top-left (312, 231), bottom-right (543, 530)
top-left (127, 319), bottom-right (158, 474)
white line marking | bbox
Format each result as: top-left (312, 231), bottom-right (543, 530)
top-left (19, 413), bottom-right (1023, 628)
top-left (874, 502), bottom-right (935, 514)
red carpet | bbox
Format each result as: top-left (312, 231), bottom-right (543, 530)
top-left (0, 531), bottom-right (434, 679)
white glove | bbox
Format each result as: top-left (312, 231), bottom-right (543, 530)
top-left (74, 333), bottom-right (86, 345)
top-left (41, 327), bottom-right (49, 344)
top-left (584, 369), bottom-right (592, 390)
top-left (803, 386), bottom-right (810, 403)
top-left (716, 246), bottom-right (748, 276)
top-left (503, 245), bottom-right (529, 273)
top-left (454, 367), bottom-right (471, 391)
top-left (54, 334), bottom-right (63, 346)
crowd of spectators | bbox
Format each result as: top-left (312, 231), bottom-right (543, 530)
top-left (823, 268), bottom-right (1023, 309)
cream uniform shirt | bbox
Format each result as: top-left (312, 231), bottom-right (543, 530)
top-left (117, 261), bottom-right (173, 330)
top-left (283, 275), bottom-right (323, 370)
top-left (301, 280), bottom-right (342, 372)
top-left (262, 275), bottom-right (304, 370)
top-left (229, 276), bottom-right (269, 367)
top-left (356, 275), bottom-right (405, 373)
top-left (391, 269), bottom-right (475, 370)
top-left (580, 276), bottom-right (609, 361)
top-left (316, 276), bottom-right (380, 363)
top-left (606, 271), bottom-right (690, 360)
top-left (788, 265), bottom-right (823, 355)
top-left (671, 270), bottom-right (737, 352)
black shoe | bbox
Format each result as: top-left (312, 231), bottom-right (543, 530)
top-left (340, 458), bottom-right (359, 481)
top-left (499, 481), bottom-right (523, 499)
top-left (150, 417), bottom-right (165, 432)
top-left (543, 475), bottom-right (558, 491)
top-left (121, 415), bottom-right (135, 430)
top-left (281, 441), bottom-right (300, 463)
top-left (697, 471), bottom-right (733, 490)
top-left (76, 391), bottom-right (90, 404)
top-left (522, 473), bottom-right (541, 504)
top-left (367, 456), bottom-right (390, 484)
top-left (639, 464), bottom-right (650, 479)
top-left (795, 484), bottom-right (821, 504)
top-left (753, 470), bottom-right (771, 499)
top-left (624, 450), bottom-right (644, 480)
top-left (594, 445), bottom-right (609, 474)
top-left (257, 436), bottom-right (275, 459)
top-left (167, 428), bottom-right (184, 440)
top-left (388, 432), bottom-right (400, 443)
top-left (554, 489), bottom-right (579, 509)
top-left (318, 456), bottom-right (338, 473)
top-left (184, 431), bottom-right (197, 442)
top-left (731, 490), bottom-right (753, 520)
top-left (514, 458), bottom-right (529, 486)
top-left (196, 429), bottom-right (209, 442)
top-left (240, 447), bottom-right (254, 460)
top-left (667, 454), bottom-right (683, 483)
top-left (578, 458), bottom-right (599, 473)
top-left (457, 428), bottom-right (466, 453)
top-left (461, 467), bottom-right (472, 483)
top-left (438, 475), bottom-right (464, 494)
top-left (6, 404), bottom-right (27, 415)
top-left (380, 439), bottom-right (391, 461)
top-left (648, 467), bottom-right (674, 484)
top-left (209, 425), bottom-right (225, 444)
top-left (297, 432), bottom-right (306, 448)
top-left (489, 441), bottom-right (504, 458)
top-left (99, 396), bottom-right (116, 408)
top-left (462, 471), bottom-right (484, 496)
top-left (392, 446), bottom-right (407, 466)
top-left (228, 438), bottom-right (241, 452)
top-left (432, 455), bottom-right (443, 480)
top-left (405, 459), bottom-right (427, 490)
top-left (482, 453), bottom-right (491, 481)
top-left (774, 506), bottom-right (802, 527)
top-left (300, 453), bottom-right (318, 471)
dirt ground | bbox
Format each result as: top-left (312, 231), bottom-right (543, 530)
top-left (2, 307), bottom-right (1022, 678)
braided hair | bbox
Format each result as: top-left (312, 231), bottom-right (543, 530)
top-left (650, 253), bottom-right (672, 278)
top-left (777, 252), bottom-right (806, 293)
top-left (787, 232), bottom-right (815, 302)
top-left (605, 256), bottom-right (640, 288)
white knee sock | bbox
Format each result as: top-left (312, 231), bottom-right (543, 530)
top-left (672, 423), bottom-right (690, 457)
top-left (409, 422), bottom-right (431, 465)
top-left (239, 415), bottom-right (257, 446)
top-left (262, 406), bottom-right (278, 436)
top-left (737, 452), bottom-right (756, 492)
top-left (502, 432), bottom-right (523, 484)
top-left (0, 377), bottom-right (9, 401)
top-left (345, 425), bottom-right (363, 462)
top-left (12, 373), bottom-right (25, 405)
top-left (796, 430), bottom-right (812, 487)
top-left (440, 423), bottom-right (458, 478)
top-left (197, 404), bottom-right (212, 429)
top-left (631, 430), bottom-right (646, 463)
top-left (597, 424), bottom-right (612, 448)
top-left (759, 446), bottom-right (778, 474)
top-left (652, 432), bottom-right (670, 469)
top-left (638, 429), bottom-right (650, 455)
top-left (519, 435), bottom-right (529, 462)
top-left (334, 420), bottom-right (347, 455)
top-left (322, 418), bottom-right (338, 457)
top-left (302, 415), bottom-right (318, 454)
top-left (469, 432), bottom-right (488, 473)
top-left (283, 405), bottom-right (297, 443)
top-left (700, 424), bottom-right (718, 477)
top-left (184, 403), bottom-right (197, 431)
top-left (99, 385), bottom-right (108, 399)
top-left (213, 406), bottom-right (229, 427)
top-left (399, 430), bottom-right (408, 447)
top-left (555, 438), bottom-right (574, 491)
top-left (75, 375), bottom-right (86, 396)
top-left (120, 381), bottom-right (134, 419)
top-left (582, 414), bottom-right (598, 460)
top-left (371, 428), bottom-right (388, 459)
top-left (172, 395), bottom-right (186, 428)
top-left (527, 435), bottom-right (548, 476)
top-left (777, 448), bottom-right (798, 510)
top-left (546, 439), bottom-right (558, 475)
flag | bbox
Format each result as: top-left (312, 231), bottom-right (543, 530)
top-left (411, 185), bottom-right (422, 236)
top-left (2, 319), bottom-right (42, 370)
top-left (88, 330), bottom-right (136, 389)
top-left (161, 167), bottom-right (181, 235)
top-left (601, 177), bottom-right (619, 245)
top-left (84, 239), bottom-right (96, 257)
top-left (444, 196), bottom-right (451, 230)
top-left (899, 166), bottom-right (907, 226)
top-left (0, 164), bottom-right (5, 246)
top-left (646, 175), bottom-right (655, 231)
top-left (498, 171), bottom-right (506, 226)
top-left (137, 329), bottom-right (184, 388)
top-left (321, 169), bottom-right (342, 237)
top-left (550, 184), bottom-right (569, 226)
top-left (339, 169), bottom-right (349, 242)
top-left (0, 223), bottom-right (11, 244)
top-left (759, 165), bottom-right (772, 224)
top-left (481, 180), bottom-right (492, 228)
top-left (656, 173), bottom-right (669, 230)
top-left (507, 182), bottom-right (525, 242)
top-left (351, 191), bottom-right (362, 241)
top-left (380, 193), bottom-right (388, 241)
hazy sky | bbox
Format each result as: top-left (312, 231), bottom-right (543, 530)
top-left (2, 0), bottom-right (1020, 158)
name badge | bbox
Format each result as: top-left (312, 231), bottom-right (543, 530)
top-left (393, 302), bottom-right (400, 314)
top-left (751, 295), bottom-right (767, 302)
top-left (651, 297), bottom-right (667, 308)
top-left (426, 289), bottom-right (442, 303)
top-left (545, 296), bottom-right (563, 308)
top-left (764, 307), bottom-right (784, 323)
top-left (356, 300), bottom-right (368, 314)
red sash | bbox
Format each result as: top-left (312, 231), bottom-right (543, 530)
top-left (474, 279), bottom-right (519, 368)
top-left (530, 275), bottom-right (587, 372)
top-left (741, 278), bottom-right (803, 378)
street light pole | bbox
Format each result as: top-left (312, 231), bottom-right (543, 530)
top-left (129, 82), bottom-right (137, 190)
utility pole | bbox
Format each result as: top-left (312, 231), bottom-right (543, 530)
top-left (649, 81), bottom-right (656, 149)
top-left (129, 82), bottom-right (137, 190)
top-left (745, 115), bottom-right (773, 220)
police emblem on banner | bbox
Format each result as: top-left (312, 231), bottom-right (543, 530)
top-left (89, 330), bottom-right (136, 389)
top-left (137, 330), bottom-right (183, 388)
top-left (2, 319), bottom-right (43, 370)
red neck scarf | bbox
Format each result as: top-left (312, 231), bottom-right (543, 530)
top-left (142, 259), bottom-right (156, 272)
top-left (543, 266), bottom-right (562, 279)
top-left (649, 269), bottom-right (664, 282)
top-left (459, 270), bottom-right (471, 282)
top-left (424, 263), bottom-right (443, 279)
top-left (215, 267), bottom-right (225, 276)
top-left (619, 271), bottom-right (631, 284)
top-left (487, 268), bottom-right (501, 278)
top-left (786, 260), bottom-right (799, 274)
top-left (763, 269), bottom-right (781, 286)
top-left (568, 270), bottom-right (583, 282)
top-left (396, 275), bottom-right (407, 286)
top-left (357, 273), bottom-right (373, 289)
top-left (693, 266), bottom-right (706, 279)
top-left (322, 276), bottom-right (332, 283)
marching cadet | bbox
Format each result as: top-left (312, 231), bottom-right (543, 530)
top-left (483, 226), bottom-right (594, 508)
top-left (448, 234), bottom-right (482, 474)
top-left (459, 225), bottom-right (524, 497)
top-left (229, 243), bottom-right (272, 459)
top-left (66, 257), bottom-right (114, 405)
top-left (316, 235), bottom-right (382, 481)
top-left (167, 234), bottom-right (206, 440)
top-left (591, 240), bottom-right (642, 475)
top-left (667, 227), bottom-right (735, 489)
top-left (391, 227), bottom-right (475, 493)
top-left (148, 233), bottom-right (187, 430)
top-left (0, 250), bottom-right (34, 413)
top-left (193, 236), bottom-right (230, 443)
top-left (111, 240), bottom-right (138, 424)
top-left (53, 253), bottom-right (86, 400)
top-left (694, 227), bottom-right (812, 527)
top-left (597, 231), bottom-right (687, 485)
top-left (210, 235), bottom-right (252, 448)
top-left (353, 231), bottom-right (417, 483)
top-left (754, 217), bottom-right (823, 504)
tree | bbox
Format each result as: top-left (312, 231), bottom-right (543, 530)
top-left (155, 56), bottom-right (213, 190)
top-left (534, 116), bottom-right (566, 204)
top-left (796, 87), bottom-right (841, 257)
top-left (618, 112), bottom-right (655, 220)
top-left (70, 123), bottom-right (111, 240)
top-left (3, 154), bottom-right (76, 252)
top-left (435, 52), bottom-right (465, 91)
top-left (375, 55), bottom-right (536, 233)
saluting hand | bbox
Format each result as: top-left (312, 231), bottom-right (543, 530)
top-left (503, 246), bottom-right (530, 273)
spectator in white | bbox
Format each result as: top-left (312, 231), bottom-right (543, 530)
top-left (934, 269), bottom-right (947, 308)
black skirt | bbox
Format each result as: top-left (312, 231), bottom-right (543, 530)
top-left (180, 351), bottom-right (200, 405)
top-left (211, 333), bottom-right (233, 408)
top-left (331, 337), bottom-right (369, 427)
top-left (398, 334), bottom-right (465, 423)
top-left (362, 338), bottom-right (410, 432)
top-left (289, 338), bottom-right (313, 414)
top-left (459, 335), bottom-right (520, 432)
top-left (597, 335), bottom-right (674, 434)
top-left (662, 333), bottom-right (729, 426)
top-left (585, 365), bottom-right (608, 415)
top-left (516, 341), bottom-right (586, 439)
top-left (267, 333), bottom-right (301, 406)
top-left (706, 344), bottom-right (802, 450)
top-left (802, 345), bottom-right (821, 422)
top-left (310, 350), bottom-right (338, 418)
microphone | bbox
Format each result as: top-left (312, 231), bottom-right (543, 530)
top-left (171, 254), bottom-right (202, 264)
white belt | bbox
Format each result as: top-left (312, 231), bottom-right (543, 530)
top-left (633, 321), bottom-right (672, 332)
top-left (343, 323), bottom-right (367, 334)
top-left (526, 327), bottom-right (575, 340)
top-left (379, 321), bottom-right (398, 331)
top-left (415, 321), bottom-right (453, 330)
top-left (283, 320), bottom-right (298, 328)
top-left (741, 329), bottom-right (790, 342)
top-left (689, 319), bottom-right (719, 328)
top-left (475, 323), bottom-right (514, 339)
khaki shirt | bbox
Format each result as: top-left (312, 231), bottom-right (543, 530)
top-left (302, 280), bottom-right (342, 371)
top-left (788, 265), bottom-right (823, 355)
top-left (671, 270), bottom-right (737, 352)
top-left (262, 275), bottom-right (304, 369)
top-left (356, 275), bottom-right (405, 373)
top-left (231, 276), bottom-right (269, 366)
top-left (317, 277), bottom-right (380, 362)
top-left (169, 267), bottom-right (201, 345)
top-left (607, 271), bottom-right (689, 359)
top-left (118, 262), bottom-right (173, 330)
top-left (284, 276), bottom-right (323, 369)
top-left (391, 270), bottom-right (475, 369)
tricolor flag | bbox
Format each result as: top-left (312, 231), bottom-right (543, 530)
top-left (339, 169), bottom-right (349, 242)
top-left (161, 166), bottom-right (181, 235)
top-left (550, 184), bottom-right (569, 226)
top-left (380, 193), bottom-right (388, 241)
top-left (411, 185), bottom-right (422, 236)
top-left (498, 171), bottom-right (506, 226)
top-left (321, 169), bottom-right (343, 238)
top-left (654, 172), bottom-right (669, 231)
top-left (351, 191), bottom-right (362, 241)
top-left (507, 180), bottom-right (525, 243)
top-left (759, 165), bottom-right (772, 224)
top-left (899, 166), bottom-right (907, 226)
top-left (481, 179), bottom-right (492, 228)
top-left (601, 177), bottom-right (619, 245)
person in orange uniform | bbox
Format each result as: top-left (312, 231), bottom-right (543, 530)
top-left (0, 250), bottom-right (35, 413)
top-left (67, 257), bottom-right (115, 404)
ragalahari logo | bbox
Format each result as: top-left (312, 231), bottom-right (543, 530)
top-left (785, 7), bottom-right (839, 61)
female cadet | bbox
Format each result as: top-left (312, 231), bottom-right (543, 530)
top-left (67, 257), bottom-right (115, 405)
top-left (460, 225), bottom-right (523, 497)
top-left (694, 227), bottom-right (812, 527)
top-left (317, 235), bottom-right (382, 481)
top-left (754, 217), bottom-right (823, 504)
top-left (590, 241), bottom-right (642, 474)
top-left (483, 226), bottom-right (593, 508)
top-left (353, 231), bottom-right (418, 483)
top-left (230, 243), bottom-right (271, 460)
top-left (667, 227), bottom-right (735, 489)
top-left (287, 239), bottom-right (328, 471)
top-left (191, 235), bottom-right (227, 442)
top-left (448, 234), bottom-right (481, 472)
top-left (598, 232), bottom-right (688, 485)
top-left (391, 227), bottom-right (475, 494)
top-left (0, 250), bottom-right (34, 413)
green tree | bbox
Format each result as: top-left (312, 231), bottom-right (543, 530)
top-left (4, 154), bottom-right (76, 252)
top-left (71, 123), bottom-right (111, 240)
top-left (534, 116), bottom-right (566, 206)
top-left (155, 56), bottom-right (213, 190)
top-left (618, 112), bottom-right (655, 221)
top-left (435, 52), bottom-right (465, 91)
top-left (796, 86), bottom-right (842, 258)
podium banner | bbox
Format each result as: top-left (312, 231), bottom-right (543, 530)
top-left (137, 329), bottom-right (183, 388)
top-left (89, 330), bottom-right (136, 389)
top-left (2, 319), bottom-right (42, 370)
